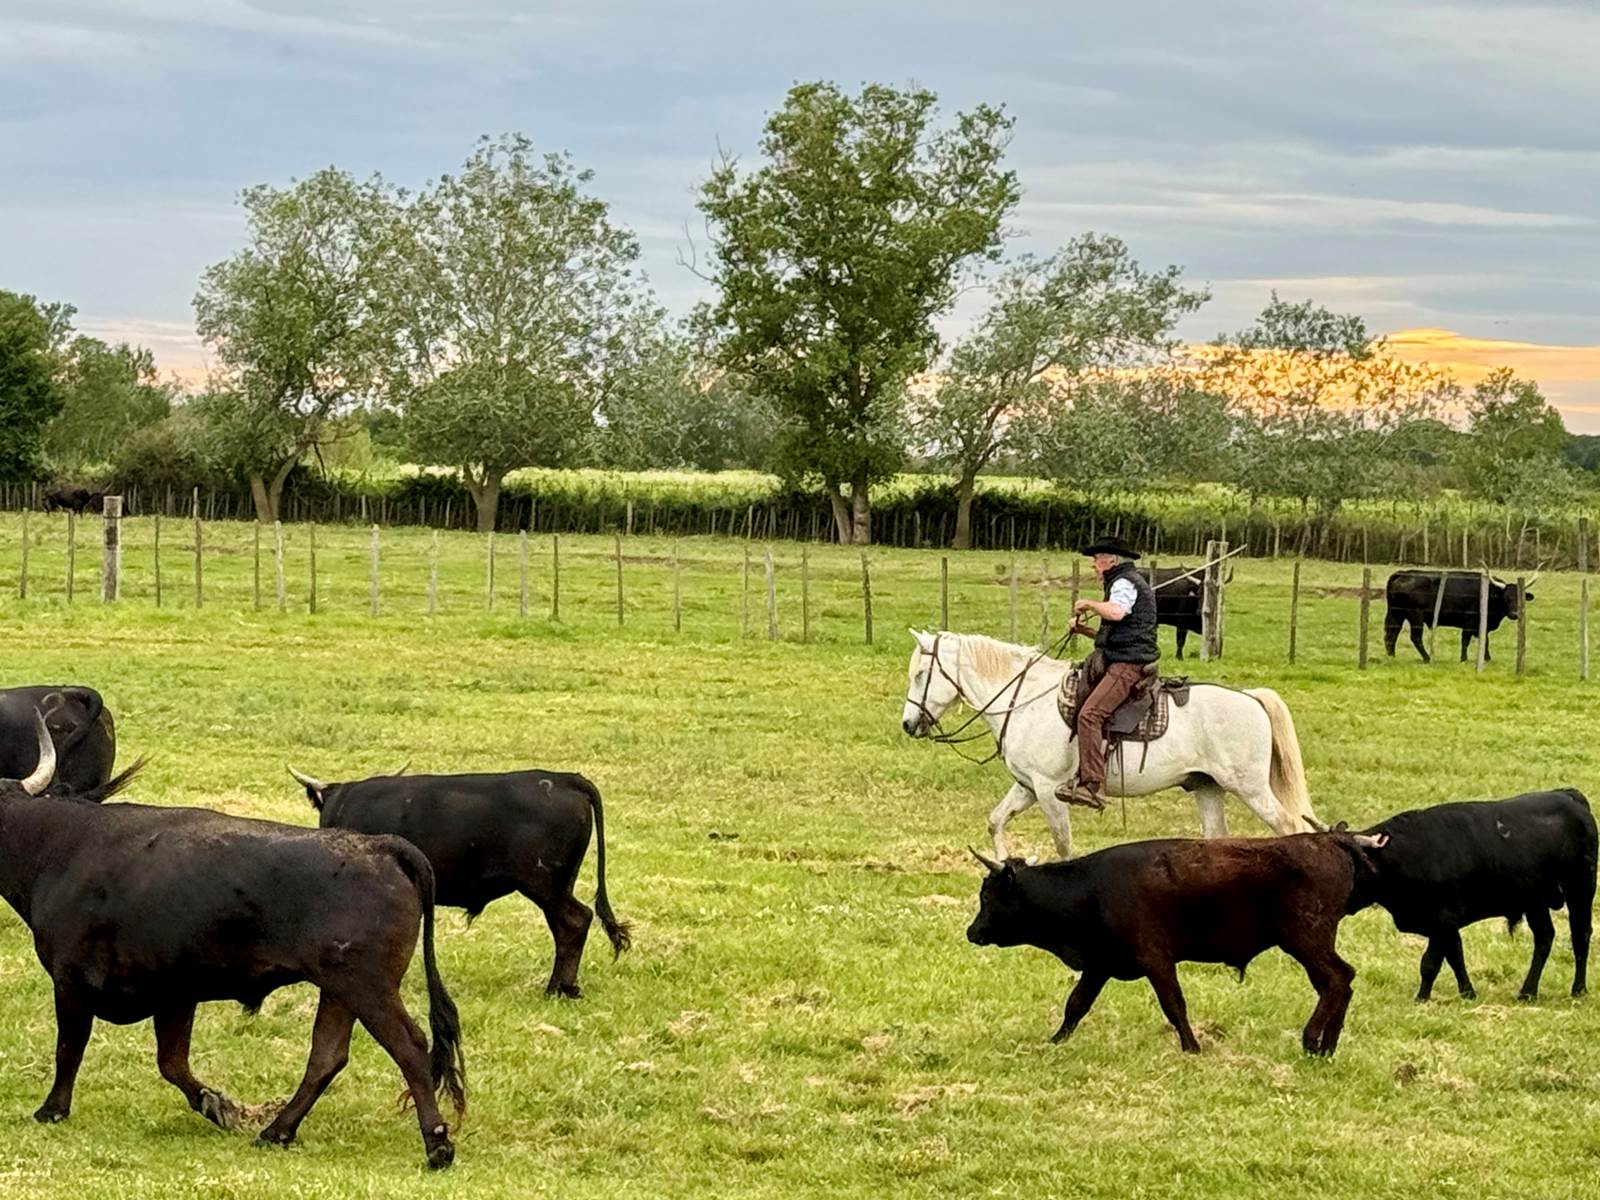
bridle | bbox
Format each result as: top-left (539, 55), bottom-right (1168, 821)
top-left (907, 632), bottom-right (1075, 765)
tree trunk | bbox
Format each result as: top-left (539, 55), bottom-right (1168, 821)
top-left (462, 467), bottom-right (504, 533)
top-left (952, 472), bottom-right (977, 550)
top-left (248, 475), bottom-right (274, 526)
top-left (826, 485), bottom-right (852, 545)
top-left (849, 465), bottom-right (872, 546)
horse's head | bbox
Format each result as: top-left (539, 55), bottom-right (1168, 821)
top-left (903, 629), bottom-right (961, 738)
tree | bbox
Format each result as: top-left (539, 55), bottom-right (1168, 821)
top-left (1013, 374), bottom-right (1231, 497)
top-left (1457, 368), bottom-right (1571, 505)
top-left (194, 168), bottom-right (389, 524)
top-left (0, 291), bottom-right (72, 482)
top-left (695, 81), bottom-right (1019, 544)
top-left (371, 135), bottom-right (654, 531)
top-left (914, 235), bottom-right (1208, 546)
top-left (44, 338), bottom-right (174, 471)
top-left (600, 332), bottom-right (777, 472)
top-left (1200, 295), bottom-right (1456, 519)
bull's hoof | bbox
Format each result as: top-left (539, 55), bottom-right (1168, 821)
top-left (1517, 991), bottom-right (1538, 1004)
top-left (33, 1106), bottom-right (68, 1124)
top-left (1572, 985), bottom-right (1587, 998)
top-left (426, 1136), bottom-right (455, 1170)
top-left (1460, 986), bottom-right (1477, 1000)
top-left (546, 982), bottom-right (582, 1000)
top-left (197, 1088), bottom-right (243, 1131)
top-left (257, 1127), bottom-right (295, 1148)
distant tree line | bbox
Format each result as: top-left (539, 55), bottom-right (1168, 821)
top-left (0, 81), bottom-right (1589, 544)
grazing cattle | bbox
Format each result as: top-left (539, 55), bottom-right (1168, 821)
top-left (1360, 789), bottom-right (1596, 1002)
top-left (965, 832), bottom-right (1384, 1055)
top-left (2, 718), bottom-right (465, 1168)
top-left (0, 685), bottom-right (115, 793)
top-left (1137, 565), bottom-right (1202, 659)
top-left (289, 766), bottom-right (631, 998)
top-left (41, 485), bottom-right (104, 515)
top-left (1384, 569), bottom-right (1534, 663)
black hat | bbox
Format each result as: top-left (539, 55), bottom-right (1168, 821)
top-left (1080, 535), bottom-right (1141, 560)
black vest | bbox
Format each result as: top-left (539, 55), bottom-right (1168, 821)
top-left (1095, 562), bottom-right (1159, 664)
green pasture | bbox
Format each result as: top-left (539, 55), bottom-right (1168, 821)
top-left (2, 518), bottom-right (1599, 1198)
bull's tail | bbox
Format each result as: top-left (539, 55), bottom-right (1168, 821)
top-left (392, 844), bottom-right (467, 1116)
top-left (572, 775), bottom-right (632, 957)
top-left (47, 687), bottom-right (105, 756)
top-left (1246, 688), bottom-right (1321, 834)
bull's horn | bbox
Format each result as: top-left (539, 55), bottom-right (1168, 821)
top-left (287, 765), bottom-right (326, 792)
top-left (393, 761), bottom-right (411, 777)
top-left (1302, 815), bottom-right (1329, 832)
top-left (968, 845), bottom-right (1005, 873)
top-left (1352, 833), bottom-right (1389, 849)
top-left (20, 711), bottom-right (56, 797)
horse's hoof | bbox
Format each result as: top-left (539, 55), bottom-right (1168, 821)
top-left (198, 1089), bottom-right (242, 1131)
top-left (257, 1127), bottom-right (295, 1148)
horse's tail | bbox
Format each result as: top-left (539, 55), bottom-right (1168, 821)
top-left (1245, 688), bottom-right (1321, 834)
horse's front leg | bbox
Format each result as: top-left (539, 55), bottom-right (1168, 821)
top-left (1035, 783), bottom-right (1076, 860)
top-left (987, 782), bottom-right (1036, 861)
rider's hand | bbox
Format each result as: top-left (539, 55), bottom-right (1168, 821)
top-left (1072, 599), bottom-right (1096, 616)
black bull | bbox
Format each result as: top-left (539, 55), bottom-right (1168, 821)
top-left (0, 685), bottom-right (115, 793)
top-left (291, 767), bottom-right (631, 998)
top-left (1136, 566), bottom-right (1204, 659)
top-left (1384, 570), bottom-right (1534, 663)
top-left (0, 718), bottom-right (466, 1168)
top-left (42, 485), bottom-right (104, 515)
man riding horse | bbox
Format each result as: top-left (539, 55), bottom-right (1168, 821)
top-left (1056, 535), bottom-right (1159, 812)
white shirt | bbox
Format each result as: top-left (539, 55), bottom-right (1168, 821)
top-left (1108, 578), bottom-right (1138, 615)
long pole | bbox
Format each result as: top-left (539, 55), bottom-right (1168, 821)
top-left (152, 513), bottom-right (160, 607)
top-left (1582, 578), bottom-right (1591, 682)
top-left (764, 546), bottom-right (778, 640)
top-left (485, 532), bottom-right (495, 611)
top-left (427, 530), bottom-right (439, 616)
top-left (65, 512), bottom-right (75, 604)
top-left (369, 525), bottom-right (380, 617)
top-left (18, 508), bottom-right (28, 599)
top-left (253, 522), bottom-right (262, 610)
top-left (550, 534), bottom-right (561, 621)
top-left (308, 524), bottom-right (318, 614)
top-left (1008, 555), bottom-right (1018, 641)
top-left (672, 541), bottom-right (682, 633)
top-left (1429, 569), bottom-right (1447, 662)
top-left (519, 531), bottom-right (529, 618)
top-left (940, 555), bottom-right (949, 630)
top-left (614, 532), bottom-right (624, 626)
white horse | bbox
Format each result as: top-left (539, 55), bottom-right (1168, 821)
top-left (900, 629), bottom-right (1320, 860)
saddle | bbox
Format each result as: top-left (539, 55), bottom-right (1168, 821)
top-left (1057, 650), bottom-right (1192, 745)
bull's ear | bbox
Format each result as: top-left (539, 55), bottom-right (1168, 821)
top-left (909, 627), bottom-right (931, 647)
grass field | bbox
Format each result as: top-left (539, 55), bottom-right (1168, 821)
top-left (3, 517), bottom-right (1600, 1198)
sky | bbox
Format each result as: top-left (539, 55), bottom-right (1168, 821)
top-left (4, 0), bottom-right (1598, 425)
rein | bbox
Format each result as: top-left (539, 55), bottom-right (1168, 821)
top-left (910, 630), bottom-right (1078, 765)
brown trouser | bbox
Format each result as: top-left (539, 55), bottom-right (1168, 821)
top-left (1075, 662), bottom-right (1147, 790)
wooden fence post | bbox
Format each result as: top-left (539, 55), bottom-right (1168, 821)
top-left (801, 545), bottom-right (811, 644)
top-left (427, 531), bottom-right (439, 615)
top-left (370, 525), bottom-right (380, 617)
top-left (764, 546), bottom-right (778, 640)
top-left (1288, 560), bottom-right (1300, 663)
top-left (1476, 571), bottom-right (1489, 673)
top-left (742, 545), bottom-right (751, 637)
top-left (1582, 578), bottom-right (1591, 681)
top-left (274, 522), bottom-right (286, 613)
top-left (1358, 566), bottom-right (1371, 669)
top-left (1039, 558), bottom-right (1050, 644)
top-left (550, 534), bottom-right (561, 621)
top-left (1008, 555), bottom-right (1018, 641)
top-left (192, 489), bottom-right (202, 609)
top-left (940, 555), bottom-right (949, 630)
top-left (519, 531), bottom-right (529, 618)
top-left (1581, 516), bottom-right (1591, 574)
top-left (1429, 569), bottom-right (1447, 662)
top-left (1516, 575), bottom-right (1527, 676)
top-left (18, 508), bottom-right (28, 598)
top-left (1200, 540), bottom-right (1227, 661)
top-left (65, 512), bottom-right (76, 604)
top-left (672, 542), bottom-right (682, 633)
top-left (309, 524), bottom-right (318, 614)
top-left (101, 495), bottom-right (122, 602)
top-left (152, 513), bottom-right (160, 607)
top-left (614, 533), bottom-right (624, 626)
top-left (861, 553), bottom-right (874, 645)
top-left (1069, 558), bottom-right (1080, 613)
top-left (485, 532), bottom-right (495, 611)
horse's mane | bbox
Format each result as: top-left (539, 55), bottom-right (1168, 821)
top-left (953, 633), bottom-right (1065, 688)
